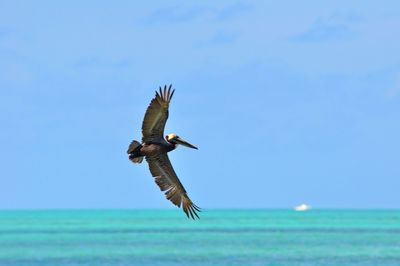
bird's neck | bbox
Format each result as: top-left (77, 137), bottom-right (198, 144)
top-left (166, 142), bottom-right (177, 152)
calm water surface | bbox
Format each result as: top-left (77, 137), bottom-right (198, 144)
top-left (0, 209), bottom-right (399, 266)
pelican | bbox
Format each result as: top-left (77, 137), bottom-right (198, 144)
top-left (127, 85), bottom-right (200, 219)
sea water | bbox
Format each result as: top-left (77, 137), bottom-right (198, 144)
top-left (0, 209), bottom-right (399, 266)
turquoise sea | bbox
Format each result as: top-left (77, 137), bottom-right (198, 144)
top-left (0, 210), bottom-right (399, 266)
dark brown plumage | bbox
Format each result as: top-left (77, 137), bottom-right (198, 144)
top-left (127, 85), bottom-right (200, 219)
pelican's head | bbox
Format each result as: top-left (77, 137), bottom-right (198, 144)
top-left (166, 133), bottom-right (198, 149)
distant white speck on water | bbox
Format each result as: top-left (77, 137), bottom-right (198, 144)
top-left (294, 203), bottom-right (312, 211)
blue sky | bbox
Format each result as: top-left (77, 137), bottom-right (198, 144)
top-left (1, 1), bottom-right (400, 209)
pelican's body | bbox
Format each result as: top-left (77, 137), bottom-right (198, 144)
top-left (127, 85), bottom-right (200, 219)
top-left (129, 141), bottom-right (176, 159)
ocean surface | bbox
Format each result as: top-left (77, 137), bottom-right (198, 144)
top-left (0, 209), bottom-right (399, 266)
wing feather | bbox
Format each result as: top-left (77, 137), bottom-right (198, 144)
top-left (146, 154), bottom-right (200, 219)
top-left (142, 85), bottom-right (175, 143)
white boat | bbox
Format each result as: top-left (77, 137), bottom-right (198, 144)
top-left (294, 204), bottom-right (311, 211)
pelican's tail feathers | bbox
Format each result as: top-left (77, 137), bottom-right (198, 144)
top-left (127, 140), bottom-right (144, 164)
top-left (127, 140), bottom-right (141, 153)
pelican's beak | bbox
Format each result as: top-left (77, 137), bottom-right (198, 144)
top-left (174, 136), bottom-right (198, 149)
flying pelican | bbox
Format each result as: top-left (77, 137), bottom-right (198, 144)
top-left (127, 85), bottom-right (200, 219)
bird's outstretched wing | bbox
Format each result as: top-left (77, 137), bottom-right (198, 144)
top-left (146, 153), bottom-right (200, 219)
top-left (142, 85), bottom-right (174, 143)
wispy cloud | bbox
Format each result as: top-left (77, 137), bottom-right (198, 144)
top-left (291, 16), bottom-right (355, 42)
top-left (215, 2), bottom-right (252, 21)
top-left (140, 2), bottom-right (252, 25)
top-left (140, 4), bottom-right (211, 25)
top-left (73, 56), bottom-right (133, 69)
top-left (209, 30), bottom-right (238, 44)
